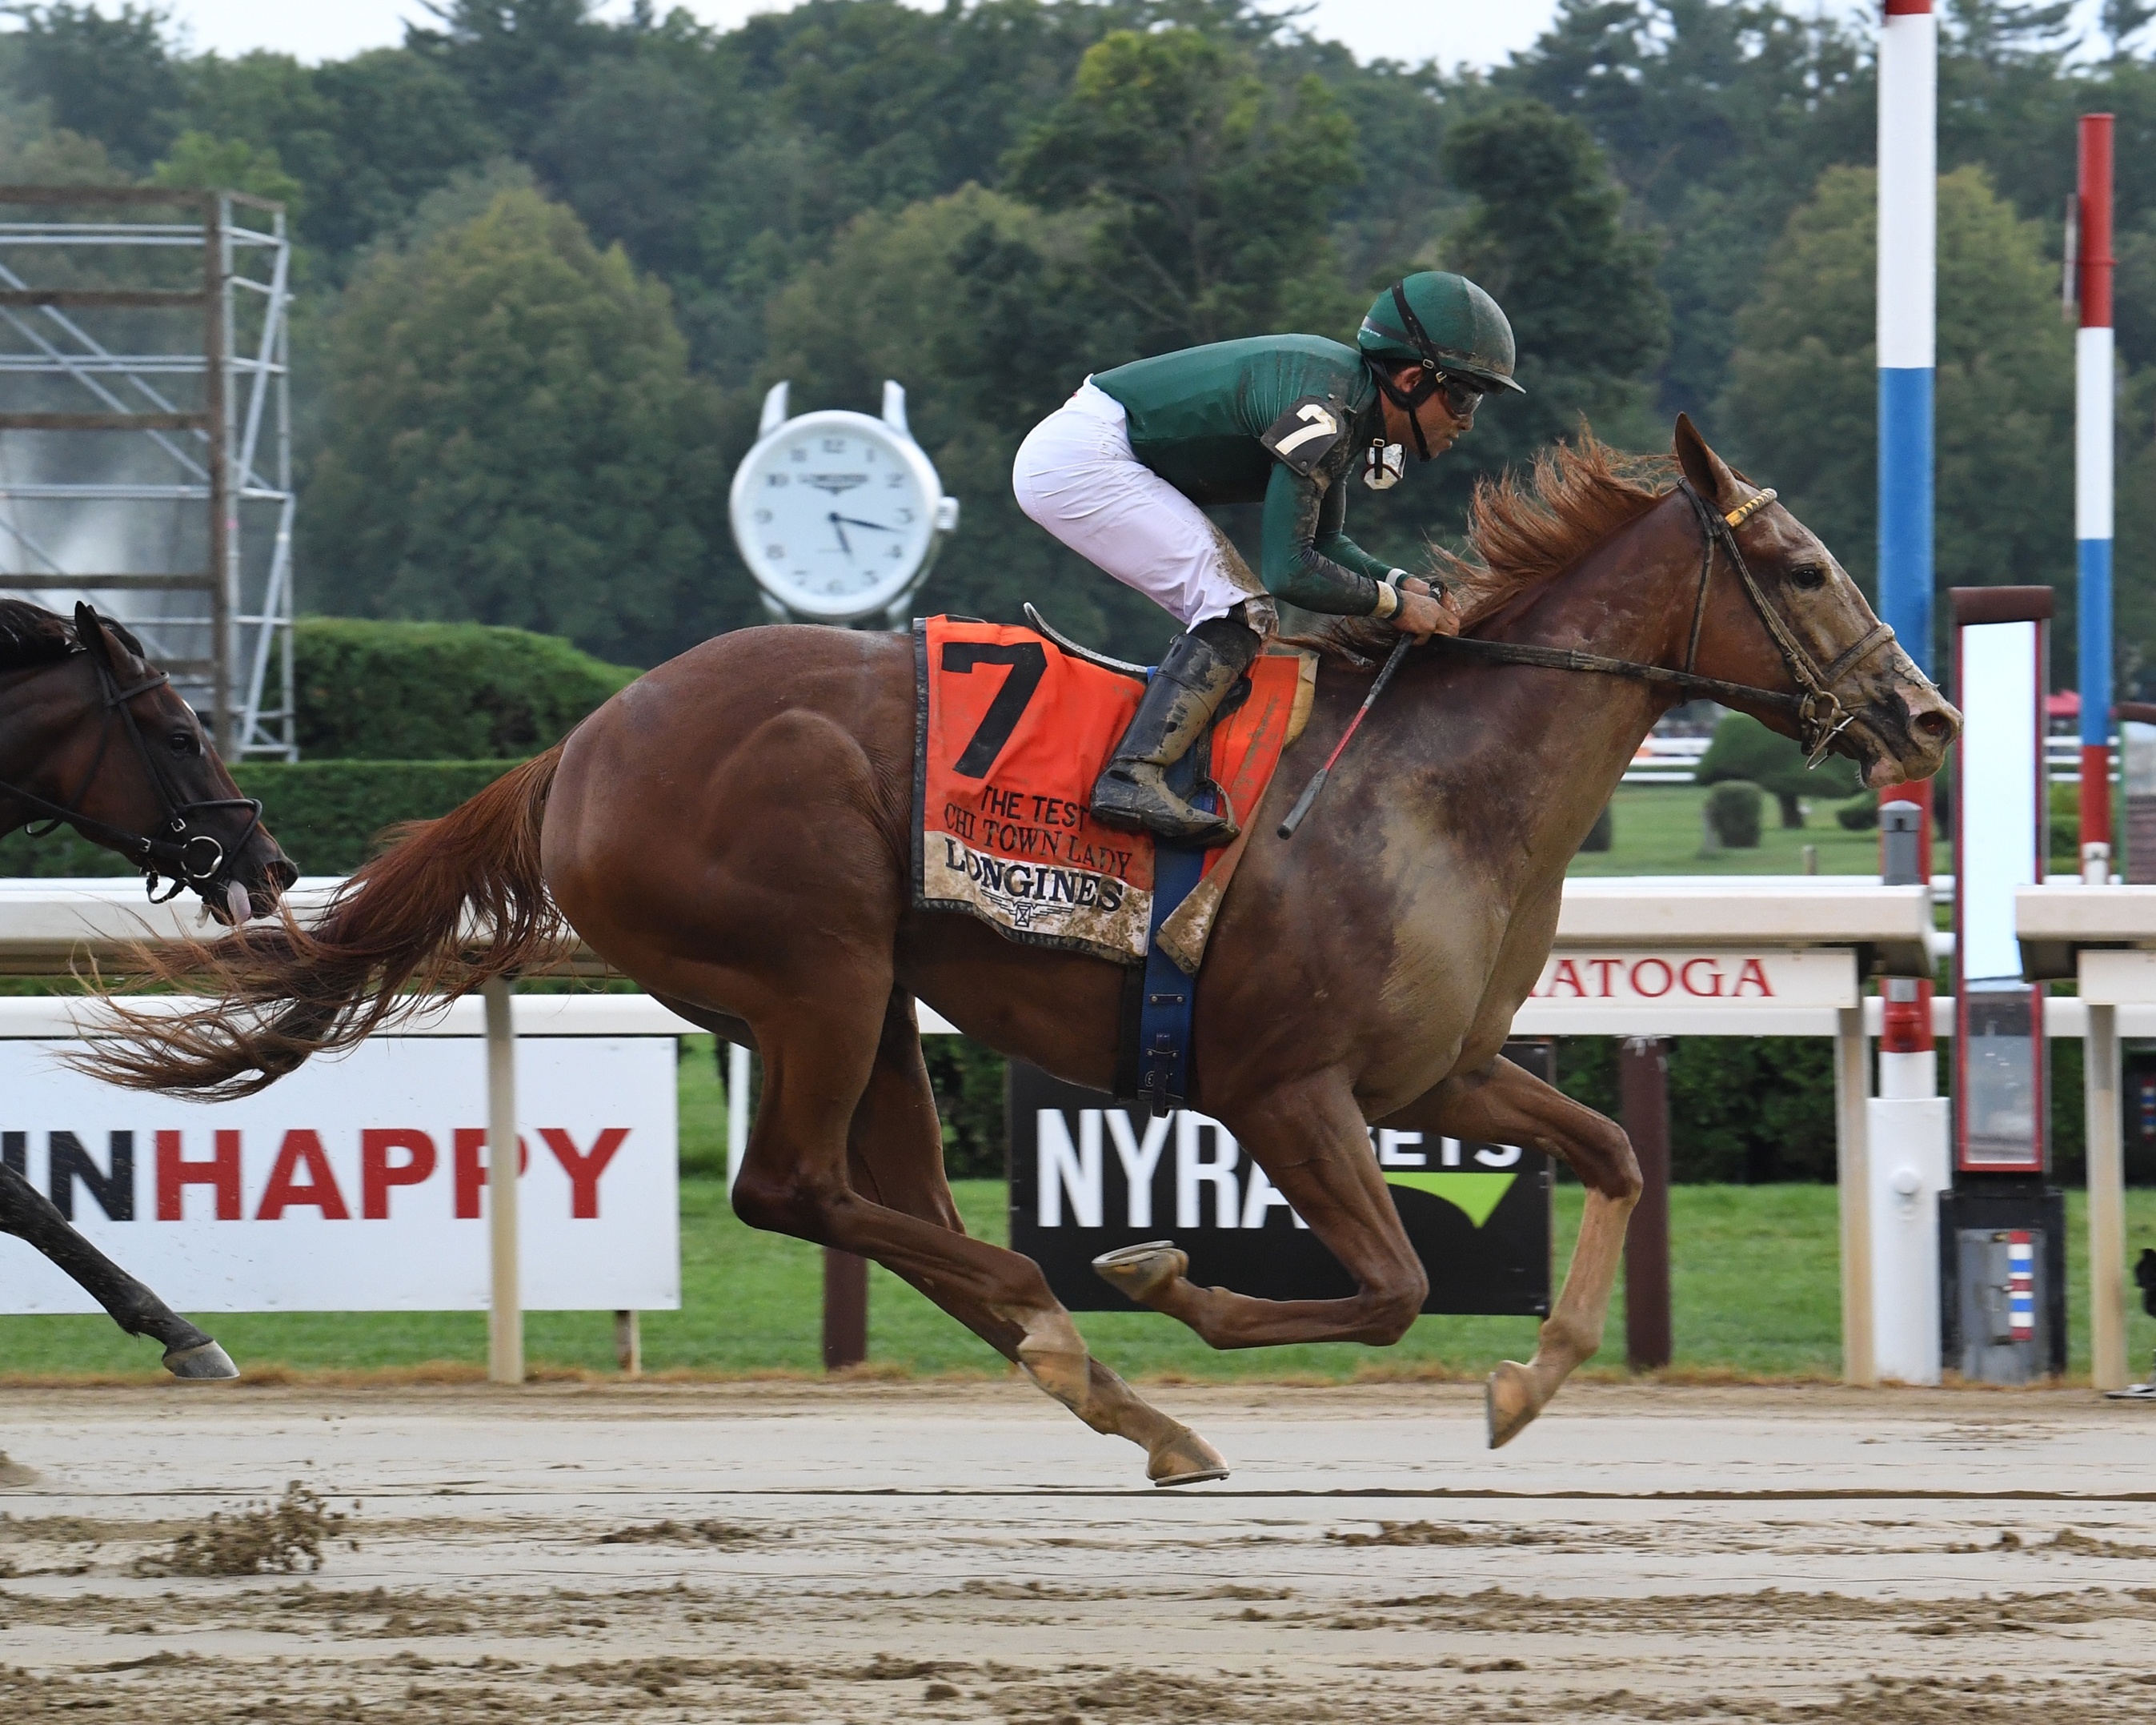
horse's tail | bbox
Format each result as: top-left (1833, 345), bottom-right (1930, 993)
top-left (78, 745), bottom-right (568, 1098)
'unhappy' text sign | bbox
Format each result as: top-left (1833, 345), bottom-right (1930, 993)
top-left (0, 1037), bottom-right (678, 1314)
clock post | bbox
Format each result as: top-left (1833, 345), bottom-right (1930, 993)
top-left (730, 379), bottom-right (960, 632)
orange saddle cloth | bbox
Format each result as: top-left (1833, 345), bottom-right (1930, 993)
top-left (914, 616), bottom-right (1310, 966)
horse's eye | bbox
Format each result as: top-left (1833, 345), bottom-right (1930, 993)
top-left (1788, 564), bottom-right (1828, 592)
top-left (167, 729), bottom-right (198, 756)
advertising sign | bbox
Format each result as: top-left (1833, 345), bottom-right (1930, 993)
top-left (0, 1037), bottom-right (679, 1313)
top-left (1008, 1045), bottom-right (1551, 1315)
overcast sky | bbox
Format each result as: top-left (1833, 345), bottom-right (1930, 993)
top-left (23, 0), bottom-right (2130, 69)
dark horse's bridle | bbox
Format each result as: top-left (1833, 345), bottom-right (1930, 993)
top-left (1431, 479), bottom-right (1899, 768)
top-left (0, 644), bottom-right (263, 905)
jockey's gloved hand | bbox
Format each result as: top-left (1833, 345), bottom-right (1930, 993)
top-left (1389, 574), bottom-right (1459, 641)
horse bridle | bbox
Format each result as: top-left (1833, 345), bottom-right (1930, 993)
top-left (0, 648), bottom-right (263, 905)
top-left (1429, 479), bottom-right (1898, 768)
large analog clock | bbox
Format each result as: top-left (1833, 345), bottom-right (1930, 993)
top-left (728, 380), bottom-right (960, 626)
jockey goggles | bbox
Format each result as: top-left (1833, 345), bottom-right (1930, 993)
top-left (1367, 284), bottom-right (1486, 459)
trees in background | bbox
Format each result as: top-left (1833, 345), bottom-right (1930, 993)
top-left (303, 188), bottom-right (725, 664)
top-left (1721, 166), bottom-right (2074, 668)
top-left (0, 0), bottom-right (2149, 678)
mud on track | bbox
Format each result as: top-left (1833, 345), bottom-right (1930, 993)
top-left (6, 1380), bottom-right (2156, 1722)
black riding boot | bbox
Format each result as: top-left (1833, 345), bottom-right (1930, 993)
top-left (1091, 613), bottom-right (1260, 847)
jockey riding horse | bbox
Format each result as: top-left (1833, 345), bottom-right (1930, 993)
top-left (1012, 271), bottom-right (1520, 846)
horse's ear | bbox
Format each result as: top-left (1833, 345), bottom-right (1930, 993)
top-left (1673, 412), bottom-right (1740, 508)
top-left (73, 600), bottom-right (117, 672)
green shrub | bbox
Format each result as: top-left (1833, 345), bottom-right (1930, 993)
top-left (1705, 780), bottom-right (1763, 848)
top-left (294, 617), bottom-right (638, 760)
top-left (0, 759), bottom-right (520, 881)
top-left (234, 760), bottom-right (519, 875)
top-left (1835, 792), bottom-right (1879, 830)
top-left (1695, 711), bottom-right (1860, 828)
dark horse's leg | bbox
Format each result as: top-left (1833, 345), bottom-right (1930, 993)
top-left (667, 987), bottom-right (1226, 1484)
top-left (0, 1162), bottom-right (237, 1378)
top-left (1101, 1054), bottom-right (1638, 1448)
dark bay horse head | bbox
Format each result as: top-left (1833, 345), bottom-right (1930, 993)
top-left (0, 600), bottom-right (297, 924)
top-left (1671, 415), bottom-right (1958, 789)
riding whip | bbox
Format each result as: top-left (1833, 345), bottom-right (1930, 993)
top-left (1276, 633), bottom-right (1413, 840)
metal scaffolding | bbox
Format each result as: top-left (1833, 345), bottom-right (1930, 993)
top-left (0, 185), bottom-right (295, 758)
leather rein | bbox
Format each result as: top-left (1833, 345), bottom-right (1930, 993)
top-left (1429, 479), bottom-right (1896, 768)
top-left (0, 648), bottom-right (263, 904)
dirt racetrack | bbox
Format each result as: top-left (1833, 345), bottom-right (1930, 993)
top-left (5, 1378), bottom-right (2156, 1722)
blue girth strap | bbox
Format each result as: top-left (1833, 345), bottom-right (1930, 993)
top-left (1136, 820), bottom-right (1208, 1117)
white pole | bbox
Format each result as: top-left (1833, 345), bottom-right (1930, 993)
top-left (727, 1041), bottom-right (751, 1193)
top-left (2086, 999), bottom-right (2128, 1389)
top-left (485, 977), bottom-right (523, 1386)
top-left (1834, 1004), bottom-right (1877, 1386)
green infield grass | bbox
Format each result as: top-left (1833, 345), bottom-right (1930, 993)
top-left (5, 1037), bottom-right (2152, 1384)
top-left (1568, 783), bottom-right (1926, 877)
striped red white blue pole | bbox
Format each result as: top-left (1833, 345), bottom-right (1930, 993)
top-left (1878, 0), bottom-right (1935, 691)
top-left (1877, 0), bottom-right (1938, 1069)
top-left (2078, 113), bottom-right (2115, 881)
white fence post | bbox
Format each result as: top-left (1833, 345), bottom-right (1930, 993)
top-left (484, 976), bottom-right (522, 1386)
top-left (2086, 1000), bottom-right (2128, 1390)
top-left (1834, 1005), bottom-right (1877, 1387)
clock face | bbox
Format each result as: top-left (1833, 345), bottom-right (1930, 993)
top-left (729, 411), bottom-right (940, 621)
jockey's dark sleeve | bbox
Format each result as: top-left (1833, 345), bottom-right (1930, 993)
top-left (1261, 462), bottom-right (1400, 614)
top-left (1089, 335), bottom-right (1404, 617)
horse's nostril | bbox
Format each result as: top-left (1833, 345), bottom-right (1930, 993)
top-left (1914, 711), bottom-right (1952, 739)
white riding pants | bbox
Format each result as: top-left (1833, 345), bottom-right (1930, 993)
top-left (1012, 381), bottom-right (1251, 629)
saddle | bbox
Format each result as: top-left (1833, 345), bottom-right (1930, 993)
top-left (912, 614), bottom-right (1314, 973)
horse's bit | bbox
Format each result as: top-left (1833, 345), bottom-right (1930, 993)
top-left (1429, 479), bottom-right (1898, 768)
top-left (0, 648), bottom-right (263, 904)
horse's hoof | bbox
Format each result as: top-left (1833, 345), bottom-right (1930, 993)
top-left (1148, 1424), bottom-right (1229, 1488)
top-left (1093, 1241), bottom-right (1187, 1306)
top-left (1486, 1360), bottom-right (1540, 1450)
top-left (162, 1339), bottom-right (238, 1381)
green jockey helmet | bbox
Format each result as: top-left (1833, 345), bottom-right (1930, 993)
top-left (1357, 272), bottom-right (1525, 396)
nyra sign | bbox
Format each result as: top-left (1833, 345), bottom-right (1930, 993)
top-left (0, 1037), bottom-right (678, 1314)
top-left (1008, 1051), bottom-right (1551, 1317)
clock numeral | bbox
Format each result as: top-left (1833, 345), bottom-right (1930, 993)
top-left (897, 507), bottom-right (914, 524)
top-left (821, 436), bottom-right (847, 452)
top-left (766, 473), bottom-right (790, 487)
top-left (887, 472), bottom-right (905, 487)
top-left (766, 544), bottom-right (785, 558)
top-left (753, 508), bottom-right (772, 524)
top-left (887, 544), bottom-right (903, 559)
top-left (789, 447), bottom-right (807, 462)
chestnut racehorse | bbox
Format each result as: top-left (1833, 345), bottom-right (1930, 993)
top-left (86, 420), bottom-right (1954, 1470)
top-left (0, 600), bottom-right (295, 1377)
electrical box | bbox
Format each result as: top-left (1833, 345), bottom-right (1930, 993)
top-left (1938, 1190), bottom-right (2066, 1382)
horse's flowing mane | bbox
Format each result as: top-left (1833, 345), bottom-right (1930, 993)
top-left (1431, 431), bottom-right (1677, 626)
top-left (0, 600), bottom-right (78, 670)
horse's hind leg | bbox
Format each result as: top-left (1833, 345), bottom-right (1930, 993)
top-left (730, 988), bottom-right (1226, 1485)
top-left (1101, 1073), bottom-right (1433, 1347)
top-left (0, 1162), bottom-right (237, 1378)
top-left (1382, 1053), bottom-right (1642, 1448)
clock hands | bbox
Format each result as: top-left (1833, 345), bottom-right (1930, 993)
top-left (824, 511), bottom-right (903, 558)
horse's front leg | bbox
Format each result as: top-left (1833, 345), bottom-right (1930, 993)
top-left (0, 1161), bottom-right (237, 1378)
top-left (1381, 1053), bottom-right (1641, 1447)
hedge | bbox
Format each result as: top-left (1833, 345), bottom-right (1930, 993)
top-left (0, 760), bottom-right (520, 879)
top-left (293, 617), bottom-right (638, 760)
